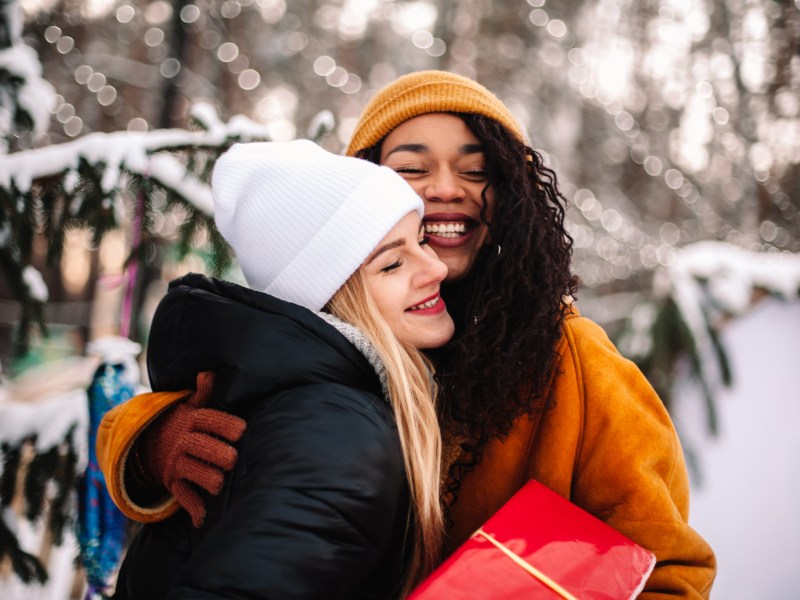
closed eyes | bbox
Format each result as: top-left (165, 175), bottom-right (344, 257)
top-left (380, 237), bottom-right (429, 273)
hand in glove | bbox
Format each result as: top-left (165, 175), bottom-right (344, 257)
top-left (136, 371), bottom-right (246, 527)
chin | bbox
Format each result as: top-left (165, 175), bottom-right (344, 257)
top-left (416, 340), bottom-right (448, 350)
top-left (415, 326), bottom-right (455, 350)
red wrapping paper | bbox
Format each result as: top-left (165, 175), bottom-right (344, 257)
top-left (409, 481), bottom-right (656, 599)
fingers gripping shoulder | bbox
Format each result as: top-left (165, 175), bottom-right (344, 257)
top-left (97, 390), bottom-right (191, 522)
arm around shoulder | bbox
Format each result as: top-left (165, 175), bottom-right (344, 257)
top-left (96, 390), bottom-right (189, 522)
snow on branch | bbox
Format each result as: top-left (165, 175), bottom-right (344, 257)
top-left (619, 241), bottom-right (800, 435)
top-left (148, 153), bottom-right (213, 214)
top-left (666, 241), bottom-right (800, 315)
top-left (643, 241), bottom-right (800, 355)
top-left (0, 44), bottom-right (56, 136)
top-left (662, 242), bottom-right (800, 402)
top-left (0, 103), bottom-right (277, 357)
top-left (0, 1), bottom-right (56, 139)
top-left (0, 102), bottom-right (272, 214)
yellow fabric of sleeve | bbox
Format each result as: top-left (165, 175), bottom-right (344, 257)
top-left (96, 389), bottom-right (192, 523)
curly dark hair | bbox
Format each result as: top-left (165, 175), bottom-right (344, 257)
top-left (356, 113), bottom-right (579, 502)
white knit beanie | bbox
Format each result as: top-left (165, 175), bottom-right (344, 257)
top-left (212, 140), bottom-right (424, 311)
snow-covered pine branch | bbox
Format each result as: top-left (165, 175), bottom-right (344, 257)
top-left (0, 102), bottom-right (273, 211)
top-left (618, 241), bottom-right (800, 435)
top-left (0, 0), bottom-right (56, 145)
top-left (0, 102), bottom-right (275, 356)
top-left (666, 241), bottom-right (800, 315)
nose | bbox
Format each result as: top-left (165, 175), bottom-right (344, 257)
top-left (424, 167), bottom-right (463, 203)
top-left (414, 248), bottom-right (448, 287)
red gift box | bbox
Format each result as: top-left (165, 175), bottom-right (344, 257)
top-left (409, 481), bottom-right (655, 599)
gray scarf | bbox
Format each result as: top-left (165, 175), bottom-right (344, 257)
top-left (316, 311), bottom-right (390, 403)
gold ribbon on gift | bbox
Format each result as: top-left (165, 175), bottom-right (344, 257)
top-left (474, 528), bottom-right (579, 600)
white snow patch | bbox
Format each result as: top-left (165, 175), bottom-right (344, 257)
top-left (22, 265), bottom-right (48, 301)
top-left (0, 106), bottom-right (272, 215)
top-left (673, 297), bottom-right (800, 599)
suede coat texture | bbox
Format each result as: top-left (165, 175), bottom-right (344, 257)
top-left (442, 309), bottom-right (716, 599)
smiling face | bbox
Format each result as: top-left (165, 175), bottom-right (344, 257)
top-left (379, 113), bottom-right (494, 282)
top-left (361, 211), bottom-right (455, 349)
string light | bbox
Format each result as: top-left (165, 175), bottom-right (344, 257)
top-left (44, 14), bottom-right (141, 136)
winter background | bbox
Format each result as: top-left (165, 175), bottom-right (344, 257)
top-left (0, 0), bottom-right (798, 598)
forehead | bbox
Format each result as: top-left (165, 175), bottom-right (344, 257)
top-left (383, 113), bottom-right (480, 145)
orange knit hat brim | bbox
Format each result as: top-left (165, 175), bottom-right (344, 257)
top-left (346, 70), bottom-right (526, 156)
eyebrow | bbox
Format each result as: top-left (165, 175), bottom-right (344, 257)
top-left (365, 238), bottom-right (406, 265)
top-left (384, 142), bottom-right (484, 158)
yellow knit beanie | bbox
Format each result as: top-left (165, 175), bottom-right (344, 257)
top-left (346, 70), bottom-right (526, 157)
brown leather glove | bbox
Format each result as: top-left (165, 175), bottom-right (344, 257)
top-left (136, 371), bottom-right (247, 527)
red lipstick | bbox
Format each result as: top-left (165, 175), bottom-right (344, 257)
top-left (406, 293), bottom-right (447, 316)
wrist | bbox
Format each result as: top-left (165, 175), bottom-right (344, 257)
top-left (123, 439), bottom-right (171, 507)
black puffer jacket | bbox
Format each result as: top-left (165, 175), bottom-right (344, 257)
top-left (114, 274), bottom-right (411, 600)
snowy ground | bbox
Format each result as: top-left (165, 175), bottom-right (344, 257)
top-left (672, 296), bottom-right (800, 599)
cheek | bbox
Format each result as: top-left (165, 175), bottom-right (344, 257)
top-left (474, 220), bottom-right (492, 244)
top-left (439, 255), bottom-right (469, 281)
top-left (439, 241), bottom-right (485, 281)
top-left (370, 282), bottom-right (405, 326)
top-left (484, 189), bottom-right (496, 217)
top-left (420, 198), bottom-right (436, 216)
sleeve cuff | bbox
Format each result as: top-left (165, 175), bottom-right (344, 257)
top-left (96, 389), bottom-right (192, 522)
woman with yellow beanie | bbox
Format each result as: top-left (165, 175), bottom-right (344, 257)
top-left (101, 71), bottom-right (716, 598)
top-left (346, 70), bottom-right (716, 599)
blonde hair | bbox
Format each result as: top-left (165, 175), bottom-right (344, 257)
top-left (326, 269), bottom-right (443, 595)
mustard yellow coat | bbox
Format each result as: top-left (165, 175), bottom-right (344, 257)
top-left (98, 309), bottom-right (716, 598)
top-left (443, 310), bottom-right (716, 598)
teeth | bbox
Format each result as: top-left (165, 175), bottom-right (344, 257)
top-left (425, 222), bottom-right (467, 236)
top-left (409, 296), bottom-right (439, 311)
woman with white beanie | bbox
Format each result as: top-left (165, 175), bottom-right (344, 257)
top-left (99, 139), bottom-right (454, 599)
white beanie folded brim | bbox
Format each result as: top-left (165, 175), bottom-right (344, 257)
top-left (212, 140), bottom-right (424, 311)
